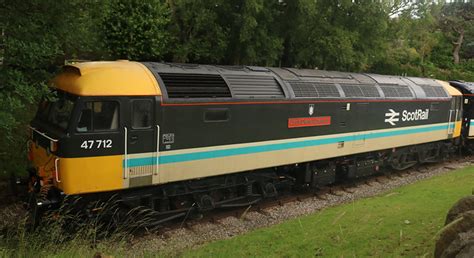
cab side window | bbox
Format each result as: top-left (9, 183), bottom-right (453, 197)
top-left (132, 100), bottom-right (152, 129)
top-left (77, 101), bottom-right (119, 132)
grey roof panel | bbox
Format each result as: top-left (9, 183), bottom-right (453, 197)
top-left (340, 84), bottom-right (380, 98)
top-left (406, 77), bottom-right (441, 86)
top-left (406, 77), bottom-right (448, 98)
top-left (365, 74), bottom-right (406, 85)
top-left (286, 68), bottom-right (352, 79)
top-left (268, 67), bottom-right (299, 80)
top-left (379, 84), bottom-right (414, 98)
top-left (289, 82), bottom-right (340, 98)
top-left (224, 75), bottom-right (285, 99)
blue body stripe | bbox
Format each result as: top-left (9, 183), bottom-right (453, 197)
top-left (123, 124), bottom-right (449, 167)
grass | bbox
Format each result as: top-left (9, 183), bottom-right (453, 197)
top-left (180, 166), bottom-right (474, 257)
top-left (0, 199), bottom-right (130, 258)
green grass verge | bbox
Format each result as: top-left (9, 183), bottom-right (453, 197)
top-left (181, 167), bottom-right (474, 258)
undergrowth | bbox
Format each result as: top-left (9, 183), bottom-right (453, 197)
top-left (0, 196), bottom-right (149, 258)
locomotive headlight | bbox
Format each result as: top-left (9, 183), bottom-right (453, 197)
top-left (50, 140), bottom-right (58, 152)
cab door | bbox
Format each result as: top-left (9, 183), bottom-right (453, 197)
top-left (124, 98), bottom-right (159, 188)
top-left (353, 103), bottom-right (369, 147)
top-left (447, 96), bottom-right (461, 138)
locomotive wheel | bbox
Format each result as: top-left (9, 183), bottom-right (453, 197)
top-left (263, 182), bottom-right (277, 198)
top-left (198, 194), bottom-right (215, 211)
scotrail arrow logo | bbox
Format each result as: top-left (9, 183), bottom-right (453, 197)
top-left (385, 109), bottom-right (400, 126)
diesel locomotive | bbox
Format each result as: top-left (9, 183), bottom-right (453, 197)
top-left (27, 60), bottom-right (466, 222)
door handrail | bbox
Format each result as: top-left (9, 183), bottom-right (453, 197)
top-left (447, 110), bottom-right (454, 134)
top-left (54, 158), bottom-right (61, 183)
top-left (124, 127), bottom-right (128, 179)
top-left (155, 125), bottom-right (160, 176)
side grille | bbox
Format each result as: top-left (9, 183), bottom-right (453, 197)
top-left (419, 85), bottom-right (448, 98)
top-left (225, 75), bottom-right (284, 98)
top-left (379, 84), bottom-right (413, 98)
top-left (340, 84), bottom-right (380, 98)
top-left (159, 73), bottom-right (231, 98)
top-left (289, 82), bottom-right (340, 98)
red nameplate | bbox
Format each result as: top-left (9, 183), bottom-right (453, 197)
top-left (288, 116), bottom-right (331, 128)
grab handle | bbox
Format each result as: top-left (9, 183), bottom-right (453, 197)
top-left (54, 158), bottom-right (61, 183)
top-left (124, 127), bottom-right (128, 179)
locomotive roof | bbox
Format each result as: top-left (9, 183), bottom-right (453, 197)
top-left (52, 61), bottom-right (460, 99)
top-left (449, 81), bottom-right (474, 94)
top-left (142, 62), bottom-right (458, 100)
top-left (52, 61), bottom-right (161, 96)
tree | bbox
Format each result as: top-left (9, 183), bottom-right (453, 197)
top-left (167, 0), bottom-right (229, 63)
top-left (277, 0), bottom-right (310, 67)
top-left (438, 1), bottom-right (474, 64)
top-left (224, 0), bottom-right (283, 66)
top-left (287, 0), bottom-right (388, 71)
top-left (102, 0), bottom-right (171, 60)
top-left (0, 0), bottom-right (106, 175)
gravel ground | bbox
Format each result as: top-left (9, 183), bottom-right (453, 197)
top-left (128, 158), bottom-right (474, 256)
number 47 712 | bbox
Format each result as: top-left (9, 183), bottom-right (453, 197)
top-left (81, 139), bottom-right (112, 149)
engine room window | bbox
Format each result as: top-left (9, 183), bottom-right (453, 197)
top-left (204, 108), bottom-right (230, 122)
top-left (77, 101), bottom-right (119, 132)
top-left (132, 100), bottom-right (152, 129)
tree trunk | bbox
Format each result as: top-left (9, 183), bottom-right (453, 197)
top-left (453, 28), bottom-right (464, 65)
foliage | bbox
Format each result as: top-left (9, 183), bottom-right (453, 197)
top-left (282, 0), bottom-right (388, 71)
top-left (102, 0), bottom-right (171, 60)
top-left (0, 203), bottom-right (129, 257)
top-left (224, 0), bottom-right (283, 66)
top-left (438, 1), bottom-right (474, 64)
top-left (167, 0), bottom-right (229, 63)
top-left (0, 0), bottom-right (104, 176)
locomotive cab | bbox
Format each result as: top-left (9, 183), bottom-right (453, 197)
top-left (28, 61), bottom-right (162, 200)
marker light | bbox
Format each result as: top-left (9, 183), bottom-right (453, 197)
top-left (50, 140), bottom-right (58, 152)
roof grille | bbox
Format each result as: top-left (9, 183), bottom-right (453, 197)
top-left (379, 84), bottom-right (413, 98)
top-left (225, 75), bottom-right (284, 98)
top-left (419, 85), bottom-right (448, 98)
top-left (159, 73), bottom-right (231, 98)
top-left (341, 84), bottom-right (380, 98)
top-left (289, 82), bottom-right (340, 98)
